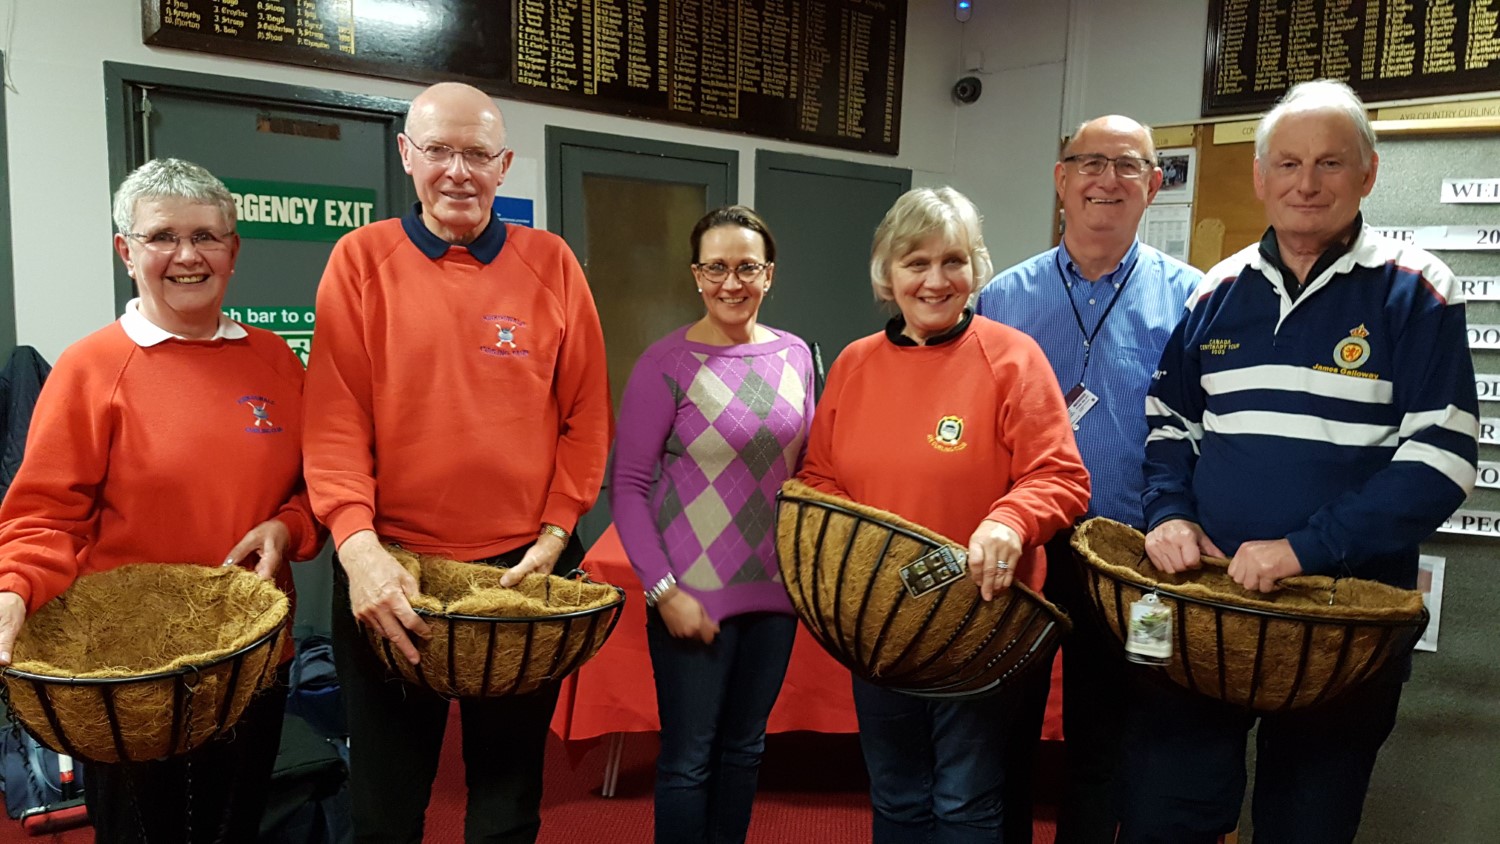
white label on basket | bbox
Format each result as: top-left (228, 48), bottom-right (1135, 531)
top-left (1126, 593), bottom-right (1173, 662)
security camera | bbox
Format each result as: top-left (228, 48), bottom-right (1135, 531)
top-left (952, 76), bottom-right (982, 105)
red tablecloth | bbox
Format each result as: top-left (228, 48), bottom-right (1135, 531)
top-left (549, 525), bottom-right (1063, 741)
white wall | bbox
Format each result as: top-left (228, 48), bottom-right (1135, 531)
top-left (1, 1), bottom-right (974, 362)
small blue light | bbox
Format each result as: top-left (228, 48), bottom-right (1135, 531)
top-left (958, 1), bottom-right (971, 7)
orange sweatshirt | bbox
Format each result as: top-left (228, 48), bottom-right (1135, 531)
top-left (0, 323), bottom-right (321, 614)
top-left (799, 316), bottom-right (1090, 589)
top-left (303, 215), bottom-right (612, 559)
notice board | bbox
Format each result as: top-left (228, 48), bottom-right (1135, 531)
top-left (142, 0), bottom-right (905, 155)
top-left (1355, 130), bottom-right (1500, 841)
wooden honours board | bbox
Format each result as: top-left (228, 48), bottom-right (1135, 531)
top-left (1203, 0), bottom-right (1500, 117)
top-left (144, 0), bottom-right (905, 155)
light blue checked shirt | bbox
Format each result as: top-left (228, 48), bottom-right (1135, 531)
top-left (976, 241), bottom-right (1200, 528)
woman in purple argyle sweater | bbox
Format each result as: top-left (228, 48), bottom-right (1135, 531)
top-left (610, 206), bottom-right (816, 844)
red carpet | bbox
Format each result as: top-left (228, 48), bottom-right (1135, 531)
top-left (0, 705), bottom-right (1059, 842)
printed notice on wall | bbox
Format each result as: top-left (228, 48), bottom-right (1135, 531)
top-left (1416, 555), bottom-right (1445, 653)
top-left (1370, 225), bottom-right (1500, 251)
top-left (1476, 461), bottom-right (1500, 489)
top-left (1438, 508), bottom-right (1500, 538)
top-left (1481, 417), bottom-right (1500, 444)
top-left (1478, 374), bottom-right (1500, 403)
top-left (1139, 205), bottom-right (1193, 264)
top-left (1468, 325), bottom-right (1500, 349)
top-left (1458, 277), bottom-right (1500, 301)
top-left (1442, 179), bottom-right (1500, 203)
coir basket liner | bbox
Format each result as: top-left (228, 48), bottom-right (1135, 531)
top-left (368, 547), bottom-right (624, 697)
top-left (1072, 517), bottom-right (1428, 711)
top-left (1, 564), bottom-right (288, 763)
top-left (775, 479), bottom-right (1070, 699)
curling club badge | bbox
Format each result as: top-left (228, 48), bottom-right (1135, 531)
top-left (929, 415), bottom-right (967, 452)
top-left (1334, 324), bottom-right (1371, 370)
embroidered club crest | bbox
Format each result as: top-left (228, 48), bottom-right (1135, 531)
top-left (249, 402), bottom-right (272, 427)
top-left (1333, 324), bottom-right (1371, 370)
top-left (928, 415), bottom-right (967, 452)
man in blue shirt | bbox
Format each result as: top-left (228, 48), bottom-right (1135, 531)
top-left (976, 114), bottom-right (1200, 844)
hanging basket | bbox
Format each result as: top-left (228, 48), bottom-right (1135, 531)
top-left (1071, 517), bottom-right (1428, 711)
top-left (367, 547), bottom-right (625, 698)
top-left (1, 564), bottom-right (288, 763)
top-left (775, 479), bottom-right (1070, 699)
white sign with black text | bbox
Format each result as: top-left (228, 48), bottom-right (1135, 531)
top-left (1481, 418), bottom-right (1500, 444)
top-left (1438, 508), bottom-right (1500, 537)
top-left (1441, 179), bottom-right (1500, 204)
top-left (1458, 277), bottom-right (1500, 301)
top-left (1476, 375), bottom-right (1500, 403)
top-left (1370, 226), bottom-right (1500, 251)
top-left (1469, 325), bottom-right (1500, 349)
top-left (1477, 461), bottom-right (1500, 489)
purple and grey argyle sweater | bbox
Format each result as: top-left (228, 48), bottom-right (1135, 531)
top-left (610, 325), bottom-right (815, 621)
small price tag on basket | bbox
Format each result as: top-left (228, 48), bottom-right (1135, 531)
top-left (900, 546), bottom-right (968, 598)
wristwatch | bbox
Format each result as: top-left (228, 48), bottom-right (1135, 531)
top-left (538, 523), bottom-right (570, 543)
top-left (644, 573), bottom-right (678, 608)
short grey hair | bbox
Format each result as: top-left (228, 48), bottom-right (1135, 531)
top-left (111, 158), bottom-right (237, 235)
top-left (870, 187), bottom-right (993, 305)
top-left (1254, 79), bottom-right (1375, 166)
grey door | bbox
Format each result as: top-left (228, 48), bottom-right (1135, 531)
top-left (549, 128), bottom-right (737, 546)
top-left (754, 151), bottom-right (911, 366)
top-left (107, 65), bottom-right (411, 636)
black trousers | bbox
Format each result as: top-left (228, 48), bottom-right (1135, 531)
top-left (83, 668), bottom-right (288, 844)
top-left (331, 537), bottom-right (583, 844)
top-left (1115, 672), bottom-right (1403, 844)
top-left (1003, 530), bottom-right (1128, 844)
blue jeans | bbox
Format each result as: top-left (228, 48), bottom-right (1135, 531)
top-left (853, 677), bottom-right (1018, 844)
top-left (646, 610), bottom-right (797, 844)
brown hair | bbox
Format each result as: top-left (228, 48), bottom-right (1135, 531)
top-left (688, 205), bottom-right (777, 263)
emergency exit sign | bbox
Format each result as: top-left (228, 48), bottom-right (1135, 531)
top-left (223, 178), bottom-right (376, 242)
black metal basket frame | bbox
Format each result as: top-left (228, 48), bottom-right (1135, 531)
top-left (1077, 553), bottom-right (1429, 712)
top-left (0, 619), bottom-right (286, 763)
top-left (380, 586), bottom-right (626, 697)
top-left (780, 492), bottom-right (1065, 700)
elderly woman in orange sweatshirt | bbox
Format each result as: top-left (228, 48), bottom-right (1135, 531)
top-left (799, 186), bottom-right (1089, 844)
top-left (0, 158), bottom-right (322, 844)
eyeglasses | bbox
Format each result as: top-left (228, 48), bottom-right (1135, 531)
top-left (1062, 154), bottom-right (1156, 179)
top-left (125, 230), bottom-right (234, 253)
top-left (692, 262), bottom-right (770, 284)
top-left (403, 134), bottom-right (508, 169)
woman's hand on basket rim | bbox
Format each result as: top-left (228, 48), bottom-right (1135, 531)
top-left (0, 592), bottom-right (24, 666)
top-left (338, 531), bottom-right (431, 665)
top-left (967, 519), bottom-right (1022, 602)
top-left (1144, 519), bottom-right (1224, 575)
top-left (658, 588), bottom-right (719, 644)
top-left (499, 531), bottom-right (566, 588)
top-left (223, 518), bottom-right (291, 582)
top-left (1228, 539), bottom-right (1302, 594)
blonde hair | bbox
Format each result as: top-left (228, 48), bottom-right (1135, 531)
top-left (869, 187), bottom-right (992, 304)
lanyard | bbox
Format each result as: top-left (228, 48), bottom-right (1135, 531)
top-left (1056, 249), bottom-right (1140, 388)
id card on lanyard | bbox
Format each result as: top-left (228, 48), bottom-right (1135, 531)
top-left (1057, 249), bottom-right (1139, 429)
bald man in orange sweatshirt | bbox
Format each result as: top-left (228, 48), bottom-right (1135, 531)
top-left (303, 83), bottom-right (612, 844)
